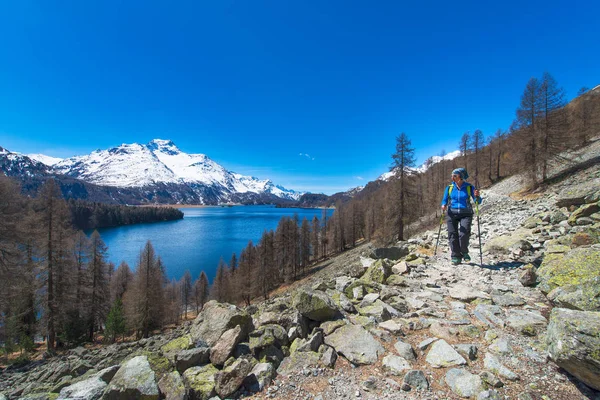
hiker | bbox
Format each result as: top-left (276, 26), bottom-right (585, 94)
top-left (441, 168), bottom-right (482, 265)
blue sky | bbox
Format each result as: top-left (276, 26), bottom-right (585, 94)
top-left (1, 1), bottom-right (598, 194)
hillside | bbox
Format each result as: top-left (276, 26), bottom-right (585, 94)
top-left (1, 139), bottom-right (599, 399)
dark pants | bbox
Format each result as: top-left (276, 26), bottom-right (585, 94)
top-left (446, 209), bottom-right (473, 258)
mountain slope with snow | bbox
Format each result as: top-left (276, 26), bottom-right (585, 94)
top-left (47, 139), bottom-right (303, 203)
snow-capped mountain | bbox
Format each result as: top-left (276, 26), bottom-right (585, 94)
top-left (379, 150), bottom-right (462, 181)
top-left (45, 139), bottom-right (302, 203)
top-left (26, 153), bottom-right (63, 166)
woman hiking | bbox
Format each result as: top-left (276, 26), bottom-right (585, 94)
top-left (440, 168), bottom-right (482, 265)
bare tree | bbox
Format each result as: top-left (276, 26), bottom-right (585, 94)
top-left (193, 271), bottom-right (209, 313)
top-left (181, 270), bottom-right (192, 319)
top-left (390, 132), bottom-right (416, 241)
top-left (539, 72), bottom-right (567, 180)
top-left (515, 77), bottom-right (543, 185)
top-left (472, 129), bottom-right (484, 179)
top-left (459, 132), bottom-right (471, 171)
top-left (86, 230), bottom-right (109, 342)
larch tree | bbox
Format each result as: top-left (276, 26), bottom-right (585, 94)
top-left (459, 132), bottom-right (471, 171)
top-left (300, 218), bottom-right (311, 275)
top-left (86, 230), bottom-right (110, 342)
top-left (110, 261), bottom-right (132, 302)
top-left (193, 271), bottom-right (209, 313)
top-left (472, 129), bottom-right (484, 180)
top-left (539, 72), bottom-right (567, 180)
top-left (35, 179), bottom-right (73, 351)
top-left (391, 132), bottom-right (416, 241)
top-left (310, 216), bottom-right (320, 262)
top-left (515, 77), bottom-right (543, 185)
top-left (181, 269), bottom-right (192, 319)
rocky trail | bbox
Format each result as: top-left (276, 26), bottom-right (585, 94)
top-left (2, 143), bottom-right (600, 400)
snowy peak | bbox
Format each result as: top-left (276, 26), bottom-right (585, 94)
top-left (379, 150), bottom-right (462, 181)
top-left (45, 139), bottom-right (303, 203)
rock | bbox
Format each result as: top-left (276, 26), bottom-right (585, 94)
top-left (448, 285), bottom-right (491, 302)
top-left (418, 338), bottom-right (437, 351)
top-left (378, 320), bottom-right (405, 335)
top-left (546, 308), bottom-right (600, 391)
top-left (362, 259), bottom-right (393, 284)
top-left (162, 335), bottom-right (194, 353)
top-left (382, 354), bottom-right (411, 375)
top-left (103, 356), bottom-right (159, 399)
top-left (391, 261), bottom-right (408, 275)
top-left (210, 325), bottom-right (244, 366)
top-left (394, 340), bottom-right (416, 361)
top-left (57, 377), bottom-right (107, 400)
top-left (505, 309), bottom-right (547, 335)
top-left (277, 351), bottom-right (320, 376)
top-left (243, 362), bottom-right (274, 392)
top-left (356, 300), bottom-right (391, 322)
top-left (335, 276), bottom-right (354, 292)
top-left (568, 202), bottom-right (600, 225)
top-left (190, 301), bottom-right (254, 347)
top-left (249, 324), bottom-right (288, 354)
top-left (483, 228), bottom-right (532, 254)
top-left (158, 371), bottom-right (186, 400)
top-left (518, 265), bottom-right (537, 287)
top-left (445, 368), bottom-right (484, 398)
top-left (556, 184), bottom-right (598, 208)
top-left (97, 365), bottom-right (120, 383)
top-left (320, 345), bottom-right (338, 368)
top-left (183, 364), bottom-right (218, 400)
top-left (292, 288), bottom-right (339, 322)
top-left (537, 247), bottom-right (600, 294)
top-left (547, 276), bottom-right (600, 311)
top-left (175, 346), bottom-right (211, 374)
top-left (473, 304), bottom-right (505, 328)
top-left (324, 324), bottom-right (384, 365)
top-left (296, 330), bottom-right (324, 352)
top-left (454, 344), bottom-right (478, 361)
top-left (483, 353), bottom-right (519, 381)
top-left (479, 371), bottom-right (503, 388)
top-left (478, 390), bottom-right (502, 400)
top-left (491, 293), bottom-right (526, 307)
top-left (320, 320), bottom-right (346, 335)
top-left (425, 339), bottom-right (467, 368)
top-left (371, 245), bottom-right (410, 260)
top-left (402, 370), bottom-right (429, 391)
top-left (214, 356), bottom-right (255, 399)
top-left (489, 338), bottom-right (511, 355)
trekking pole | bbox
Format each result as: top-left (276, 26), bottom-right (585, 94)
top-left (475, 198), bottom-right (483, 265)
top-left (434, 211), bottom-right (445, 256)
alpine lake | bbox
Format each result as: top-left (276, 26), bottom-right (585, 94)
top-left (96, 205), bottom-right (334, 282)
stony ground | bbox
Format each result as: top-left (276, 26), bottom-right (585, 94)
top-left (2, 139), bottom-right (600, 400)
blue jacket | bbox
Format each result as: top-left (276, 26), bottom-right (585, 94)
top-left (441, 182), bottom-right (482, 211)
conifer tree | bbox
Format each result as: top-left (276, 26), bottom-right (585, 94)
top-left (390, 132), bottom-right (416, 241)
top-left (105, 298), bottom-right (126, 343)
top-left (539, 72), bottom-right (567, 180)
top-left (310, 216), bottom-right (320, 261)
top-left (515, 77), bottom-right (543, 185)
top-left (181, 270), bottom-right (192, 319)
top-left (110, 261), bottom-right (132, 302)
top-left (86, 230), bottom-right (109, 342)
top-left (193, 271), bottom-right (209, 313)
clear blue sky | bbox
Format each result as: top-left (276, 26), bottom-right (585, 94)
top-left (1, 1), bottom-right (598, 194)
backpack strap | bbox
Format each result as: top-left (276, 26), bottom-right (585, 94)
top-left (447, 183), bottom-right (473, 206)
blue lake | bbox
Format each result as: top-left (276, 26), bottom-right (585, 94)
top-left (96, 205), bottom-right (334, 282)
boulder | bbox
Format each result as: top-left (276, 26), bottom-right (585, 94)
top-left (402, 370), bottom-right (429, 391)
top-left (371, 245), bottom-right (410, 260)
top-left (546, 308), bottom-right (600, 391)
top-left (292, 289), bottom-right (339, 321)
top-left (362, 259), bottom-right (393, 284)
top-left (483, 353), bottom-right (519, 381)
top-left (183, 364), bottom-right (218, 400)
top-left (556, 184), bottom-right (599, 208)
top-left (483, 228), bottom-right (532, 254)
top-left (243, 362), bottom-right (275, 392)
top-left (537, 247), bottom-right (600, 295)
top-left (157, 371), bottom-right (186, 400)
top-left (518, 265), bottom-right (537, 287)
top-left (445, 368), bottom-right (484, 398)
top-left (249, 324), bottom-right (289, 354)
top-left (175, 346), bottom-right (210, 374)
top-left (382, 355), bottom-right (411, 375)
top-left (568, 202), bottom-right (600, 225)
top-left (214, 356), bottom-right (255, 399)
top-left (277, 351), bottom-right (321, 376)
top-left (425, 339), bottom-right (467, 368)
top-left (57, 377), bottom-right (107, 400)
top-left (547, 277), bottom-right (600, 311)
top-left (103, 356), bottom-right (159, 400)
top-left (324, 324), bottom-right (384, 365)
top-left (505, 309), bottom-right (547, 335)
top-left (190, 301), bottom-right (253, 347)
top-left (210, 325), bottom-right (244, 366)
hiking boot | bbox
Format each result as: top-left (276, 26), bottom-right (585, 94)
top-left (463, 253), bottom-right (471, 262)
top-left (451, 257), bottom-right (461, 265)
